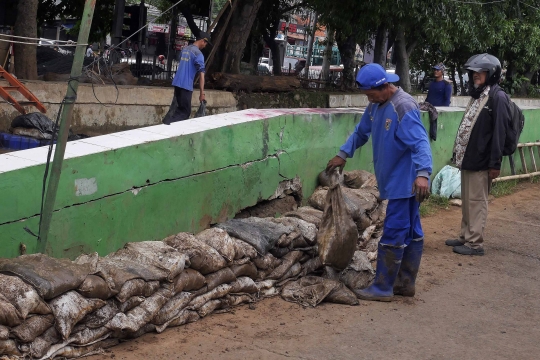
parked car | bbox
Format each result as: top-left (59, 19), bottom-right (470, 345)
top-left (258, 57), bottom-right (272, 75)
top-left (38, 38), bottom-right (72, 55)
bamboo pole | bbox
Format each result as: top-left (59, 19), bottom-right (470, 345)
top-left (492, 172), bottom-right (540, 182)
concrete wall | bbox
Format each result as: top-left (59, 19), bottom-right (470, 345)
top-left (1, 106), bottom-right (539, 260)
top-left (0, 80), bottom-right (237, 136)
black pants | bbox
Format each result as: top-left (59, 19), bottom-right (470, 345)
top-left (163, 87), bottom-right (192, 124)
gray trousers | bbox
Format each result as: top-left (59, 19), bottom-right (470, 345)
top-left (459, 170), bottom-right (490, 249)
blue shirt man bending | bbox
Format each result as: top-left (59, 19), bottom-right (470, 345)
top-left (164, 32), bottom-right (211, 124)
top-left (425, 63), bottom-right (452, 106)
top-left (326, 64), bottom-right (433, 302)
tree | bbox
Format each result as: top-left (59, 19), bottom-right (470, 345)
top-left (14, 0), bottom-right (39, 79)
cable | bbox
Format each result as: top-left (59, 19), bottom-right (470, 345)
top-left (0, 38), bottom-right (87, 46)
top-left (519, 0), bottom-right (540, 10)
top-left (0, 33), bottom-right (81, 44)
top-left (447, 0), bottom-right (506, 4)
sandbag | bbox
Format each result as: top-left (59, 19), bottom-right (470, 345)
top-left (112, 324), bottom-right (156, 340)
top-left (229, 277), bottom-right (258, 294)
top-left (197, 299), bottom-right (222, 318)
top-left (69, 325), bottom-right (111, 346)
top-left (274, 215), bottom-right (319, 243)
top-left (51, 338), bottom-right (119, 359)
top-left (152, 292), bottom-right (193, 325)
top-left (255, 280), bottom-right (277, 292)
top-left (270, 247), bottom-right (291, 258)
top-left (224, 294), bottom-right (254, 307)
top-left (164, 233), bottom-right (227, 274)
top-left (0, 339), bottom-right (22, 356)
top-left (340, 269), bottom-right (375, 291)
top-left (349, 251), bottom-right (375, 273)
top-left (0, 254), bottom-right (92, 300)
top-left (343, 170), bottom-right (377, 189)
top-left (205, 267), bottom-right (236, 291)
top-left (230, 236), bottom-right (258, 260)
top-left (0, 293), bottom-right (22, 327)
top-left (300, 257), bottom-right (323, 277)
top-left (188, 284), bottom-right (231, 310)
top-left (259, 287), bottom-right (280, 298)
top-left (25, 326), bottom-right (60, 359)
top-left (171, 269), bottom-right (206, 294)
top-left (116, 279), bottom-right (160, 303)
top-left (252, 253), bottom-right (281, 271)
top-left (12, 127), bottom-right (52, 140)
top-left (317, 180), bottom-right (358, 271)
top-left (77, 275), bottom-right (114, 300)
top-left (284, 206), bottom-right (323, 227)
top-left (229, 262), bottom-right (258, 279)
top-left (155, 309), bottom-right (199, 333)
top-left (281, 276), bottom-right (357, 307)
top-left (49, 291), bottom-right (106, 340)
top-left (276, 233), bottom-right (293, 248)
top-left (0, 274), bottom-right (51, 319)
top-left (196, 228), bottom-right (236, 262)
top-left (217, 218), bottom-right (293, 255)
top-left (106, 288), bottom-right (173, 333)
top-left (318, 169), bottom-right (344, 187)
top-left (279, 262), bottom-right (302, 282)
top-left (118, 296), bottom-right (145, 313)
top-left (0, 325), bottom-right (8, 340)
top-left (83, 301), bottom-right (119, 329)
top-left (361, 225), bottom-right (377, 243)
top-left (325, 283), bottom-right (359, 305)
top-left (10, 314), bottom-right (54, 343)
top-left (267, 251), bottom-right (303, 280)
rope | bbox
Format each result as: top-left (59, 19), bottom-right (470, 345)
top-left (0, 38), bottom-right (87, 46)
top-left (0, 33), bottom-right (80, 43)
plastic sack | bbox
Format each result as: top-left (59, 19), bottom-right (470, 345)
top-left (317, 173), bottom-right (359, 270)
top-left (195, 100), bottom-right (207, 118)
top-left (432, 165), bottom-right (461, 198)
top-left (11, 112), bottom-right (55, 136)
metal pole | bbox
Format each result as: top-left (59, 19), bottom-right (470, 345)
top-left (37, 0), bottom-right (96, 254)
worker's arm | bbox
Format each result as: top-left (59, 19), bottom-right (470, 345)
top-left (444, 81), bottom-right (452, 106)
top-left (199, 72), bottom-right (205, 103)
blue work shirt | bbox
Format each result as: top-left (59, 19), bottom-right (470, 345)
top-left (172, 45), bottom-right (205, 91)
top-left (425, 80), bottom-right (452, 106)
top-left (338, 88), bottom-right (433, 200)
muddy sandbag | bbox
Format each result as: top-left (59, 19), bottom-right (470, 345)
top-left (106, 288), bottom-right (173, 333)
top-left (230, 236), bottom-right (258, 260)
top-left (276, 233), bottom-right (293, 248)
top-left (116, 279), bottom-right (160, 303)
top-left (361, 225), bottom-right (377, 243)
top-left (171, 269), bottom-right (206, 294)
top-left (11, 314), bottom-right (54, 343)
top-left (270, 247), bottom-right (291, 258)
top-left (229, 262), bottom-right (258, 279)
top-left (0, 254), bottom-right (92, 300)
top-left (349, 251), bottom-right (375, 273)
top-left (118, 296), bottom-right (145, 313)
top-left (24, 326), bottom-right (60, 359)
top-left (196, 228), bottom-right (236, 262)
top-left (0, 294), bottom-right (22, 327)
top-left (205, 267), bottom-right (236, 291)
top-left (77, 275), bottom-right (114, 300)
top-left (229, 277), bottom-right (258, 294)
top-left (363, 236), bottom-right (381, 254)
top-left (284, 206), bottom-right (323, 227)
top-left (0, 274), bottom-right (51, 318)
top-left (340, 269), bottom-right (375, 291)
top-left (300, 257), bottom-right (323, 276)
top-left (112, 324), bottom-right (156, 340)
top-left (343, 170), bottom-right (377, 189)
top-left (69, 325), bottom-right (111, 346)
top-left (267, 251), bottom-right (303, 280)
top-left (197, 299), bottom-right (222, 318)
top-left (317, 180), bottom-right (358, 271)
top-left (309, 187), bottom-right (377, 226)
top-left (224, 294), bottom-right (254, 307)
top-left (188, 284), bottom-right (232, 310)
top-left (253, 253), bottom-right (281, 271)
top-left (49, 291), bottom-right (106, 340)
top-left (155, 309), bottom-right (200, 333)
top-left (0, 325), bottom-right (8, 340)
top-left (325, 283), bottom-right (359, 305)
top-left (83, 301), bottom-right (119, 329)
top-left (259, 287), bottom-right (280, 298)
top-left (0, 339), bottom-right (22, 356)
top-left (370, 200), bottom-right (388, 226)
top-left (255, 280), bottom-right (277, 292)
top-left (318, 169), bottom-right (344, 187)
top-left (164, 233), bottom-right (227, 274)
top-left (279, 262), bottom-right (302, 282)
top-left (272, 217), bottom-right (317, 246)
top-left (281, 276), bottom-right (342, 307)
top-left (217, 217), bottom-right (293, 255)
top-left (152, 292), bottom-right (193, 325)
top-left (52, 338), bottom-right (119, 359)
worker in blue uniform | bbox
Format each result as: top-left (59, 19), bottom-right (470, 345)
top-left (326, 63), bottom-right (433, 301)
top-left (425, 63), bottom-right (453, 106)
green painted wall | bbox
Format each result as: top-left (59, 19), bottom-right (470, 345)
top-left (1, 108), bottom-right (539, 259)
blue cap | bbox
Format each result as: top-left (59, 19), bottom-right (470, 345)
top-left (433, 63), bottom-right (445, 71)
top-left (356, 63), bottom-right (399, 90)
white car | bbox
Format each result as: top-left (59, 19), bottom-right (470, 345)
top-left (38, 38), bottom-right (72, 55)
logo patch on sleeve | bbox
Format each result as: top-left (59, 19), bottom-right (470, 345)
top-left (385, 118), bottom-right (392, 130)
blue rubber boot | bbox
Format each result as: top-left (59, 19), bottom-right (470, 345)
top-left (354, 243), bottom-right (404, 302)
top-left (393, 239), bottom-right (423, 297)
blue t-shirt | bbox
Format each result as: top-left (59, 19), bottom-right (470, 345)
top-left (338, 88), bottom-right (433, 200)
top-left (172, 45), bottom-right (205, 91)
top-left (425, 80), bottom-right (452, 106)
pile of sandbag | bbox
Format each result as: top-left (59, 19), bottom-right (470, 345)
top-left (0, 170), bottom-right (382, 359)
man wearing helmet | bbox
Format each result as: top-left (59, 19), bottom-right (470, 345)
top-left (326, 64), bottom-right (433, 302)
top-left (446, 53), bottom-right (511, 256)
top-left (163, 32), bottom-right (212, 124)
top-left (425, 63), bottom-right (452, 106)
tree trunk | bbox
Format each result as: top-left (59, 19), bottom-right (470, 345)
top-left (321, 26), bottom-right (333, 83)
top-left (373, 25), bottom-right (387, 66)
top-left (210, 0), bottom-right (263, 74)
top-left (394, 27), bottom-right (411, 92)
top-left (249, 34), bottom-right (263, 73)
top-left (262, 25), bottom-right (281, 76)
top-left (336, 31), bottom-right (357, 89)
top-left (457, 67), bottom-right (466, 95)
top-left (13, 0), bottom-right (38, 79)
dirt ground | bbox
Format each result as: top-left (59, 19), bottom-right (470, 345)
top-left (89, 182), bottom-right (540, 360)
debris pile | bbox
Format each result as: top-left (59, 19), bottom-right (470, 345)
top-left (0, 170), bottom-right (384, 359)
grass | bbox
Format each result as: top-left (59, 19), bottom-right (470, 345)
top-left (490, 179), bottom-right (519, 198)
top-left (420, 194), bottom-right (450, 217)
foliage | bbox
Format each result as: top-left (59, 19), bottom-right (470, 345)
top-left (490, 180), bottom-right (519, 198)
top-left (419, 194), bottom-right (450, 217)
